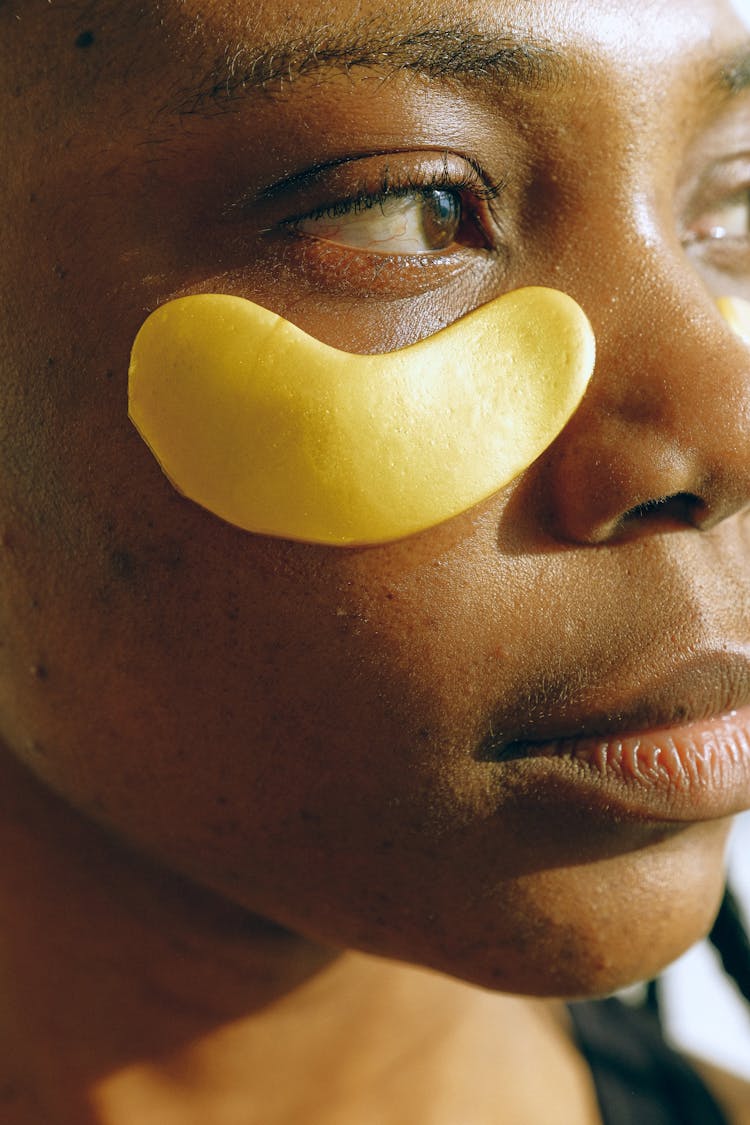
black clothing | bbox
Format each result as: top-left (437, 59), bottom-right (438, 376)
top-left (568, 998), bottom-right (730, 1124)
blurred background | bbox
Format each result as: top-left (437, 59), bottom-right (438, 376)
top-left (659, 812), bottom-right (750, 1078)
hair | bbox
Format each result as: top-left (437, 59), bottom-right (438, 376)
top-left (709, 884), bottom-right (750, 1006)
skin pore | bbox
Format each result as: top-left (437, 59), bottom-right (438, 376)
top-left (1, 0), bottom-right (750, 1121)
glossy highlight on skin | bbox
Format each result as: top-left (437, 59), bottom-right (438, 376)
top-left (128, 288), bottom-right (595, 545)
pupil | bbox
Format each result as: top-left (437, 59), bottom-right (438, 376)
top-left (420, 190), bottom-right (461, 250)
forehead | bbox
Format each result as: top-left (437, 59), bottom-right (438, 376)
top-left (157, 0), bottom-right (742, 82)
top-left (154, 0), bottom-right (734, 43)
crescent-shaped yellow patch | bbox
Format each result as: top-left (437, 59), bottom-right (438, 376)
top-left (717, 295), bottom-right (750, 344)
top-left (128, 288), bottom-right (595, 546)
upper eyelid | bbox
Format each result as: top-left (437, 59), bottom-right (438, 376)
top-left (259, 152), bottom-right (397, 202)
top-left (234, 150), bottom-right (506, 226)
top-left (260, 149), bottom-right (499, 201)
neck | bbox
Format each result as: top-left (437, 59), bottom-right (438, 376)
top-left (0, 749), bottom-right (599, 1125)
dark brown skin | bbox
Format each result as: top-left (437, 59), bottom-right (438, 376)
top-left (1, 0), bottom-right (750, 1120)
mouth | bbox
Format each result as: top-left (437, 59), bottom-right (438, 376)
top-left (483, 649), bottom-right (750, 823)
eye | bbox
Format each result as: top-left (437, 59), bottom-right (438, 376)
top-left (295, 188), bottom-right (464, 255)
top-left (262, 152), bottom-right (507, 303)
top-left (686, 189), bottom-right (750, 244)
top-left (683, 179), bottom-right (750, 282)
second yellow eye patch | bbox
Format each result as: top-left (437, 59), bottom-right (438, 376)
top-left (717, 295), bottom-right (750, 343)
top-left (128, 288), bottom-right (595, 545)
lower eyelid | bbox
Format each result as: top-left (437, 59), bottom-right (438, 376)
top-left (277, 231), bottom-right (499, 300)
top-left (684, 240), bottom-right (750, 285)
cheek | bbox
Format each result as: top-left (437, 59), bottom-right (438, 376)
top-left (0, 461), bottom-right (732, 999)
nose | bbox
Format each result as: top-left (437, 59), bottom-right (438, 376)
top-left (540, 249), bottom-right (750, 544)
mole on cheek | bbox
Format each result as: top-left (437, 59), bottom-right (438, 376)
top-left (128, 288), bottom-right (596, 547)
top-left (110, 550), bottom-right (137, 582)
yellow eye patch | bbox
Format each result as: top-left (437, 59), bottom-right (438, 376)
top-left (717, 295), bottom-right (750, 343)
top-left (128, 288), bottom-right (595, 546)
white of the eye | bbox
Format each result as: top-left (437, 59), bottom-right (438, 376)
top-left (297, 194), bottom-right (452, 254)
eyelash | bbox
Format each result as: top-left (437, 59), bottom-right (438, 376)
top-left (283, 157), bottom-right (506, 242)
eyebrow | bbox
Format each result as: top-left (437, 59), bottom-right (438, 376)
top-left (169, 22), bottom-right (565, 117)
top-left (167, 19), bottom-right (750, 120)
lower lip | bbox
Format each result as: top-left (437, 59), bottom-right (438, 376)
top-left (502, 704), bottom-right (750, 822)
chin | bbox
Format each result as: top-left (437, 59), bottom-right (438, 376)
top-left (340, 819), bottom-right (733, 1001)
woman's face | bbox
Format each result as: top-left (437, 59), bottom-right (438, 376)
top-left (2, 0), bottom-right (750, 996)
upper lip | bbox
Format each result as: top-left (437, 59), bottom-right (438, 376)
top-left (483, 646), bottom-right (750, 757)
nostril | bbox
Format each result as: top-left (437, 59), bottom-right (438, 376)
top-left (620, 492), bottom-right (705, 529)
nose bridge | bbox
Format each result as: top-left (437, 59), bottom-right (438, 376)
top-left (594, 238), bottom-right (731, 438)
top-left (542, 235), bottom-right (750, 543)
